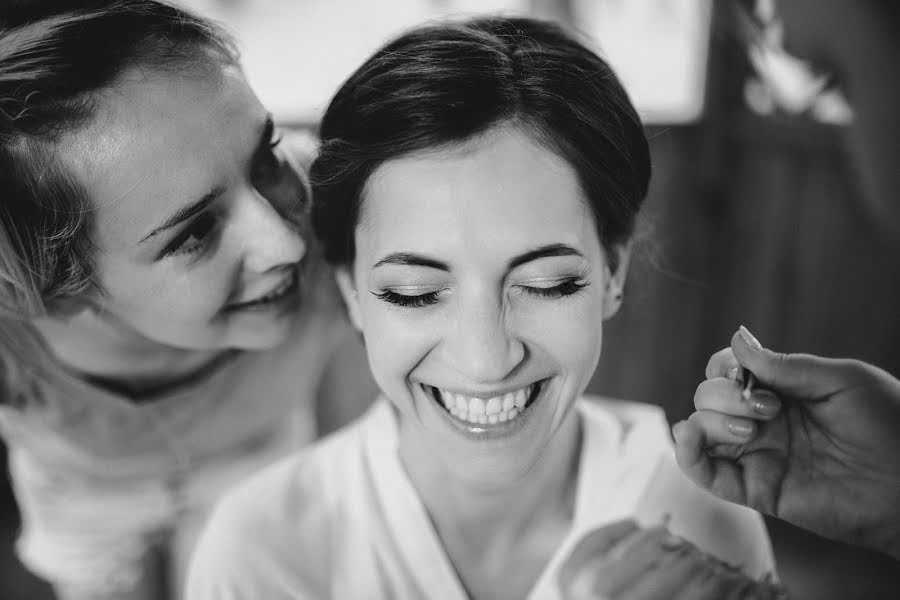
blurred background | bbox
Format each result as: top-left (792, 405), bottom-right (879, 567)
top-left (2, 0), bottom-right (899, 598)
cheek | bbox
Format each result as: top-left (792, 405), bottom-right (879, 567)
top-left (360, 307), bottom-right (435, 386)
top-left (101, 265), bottom-right (231, 324)
top-left (531, 298), bottom-right (606, 373)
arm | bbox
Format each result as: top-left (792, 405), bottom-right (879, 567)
top-left (3, 440), bottom-right (176, 599)
top-left (52, 549), bottom-right (165, 600)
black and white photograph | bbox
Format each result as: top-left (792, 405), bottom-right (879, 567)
top-left (1, 1), bottom-right (899, 598)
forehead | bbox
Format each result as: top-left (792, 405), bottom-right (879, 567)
top-left (358, 127), bottom-right (598, 259)
top-left (57, 65), bottom-right (265, 249)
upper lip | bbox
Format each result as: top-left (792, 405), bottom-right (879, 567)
top-left (228, 272), bottom-right (295, 308)
top-left (422, 380), bottom-right (546, 399)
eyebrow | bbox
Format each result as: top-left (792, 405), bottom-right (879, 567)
top-left (372, 243), bottom-right (584, 271)
top-left (139, 188), bottom-right (222, 244)
top-left (139, 116), bottom-right (275, 244)
top-left (507, 243), bottom-right (584, 269)
top-left (373, 253), bottom-right (449, 270)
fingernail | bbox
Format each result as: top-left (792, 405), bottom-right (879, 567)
top-left (727, 418), bottom-right (755, 437)
top-left (752, 394), bottom-right (781, 417)
top-left (671, 421), bottom-right (685, 442)
top-left (739, 325), bottom-right (763, 351)
top-left (726, 366), bottom-right (741, 382)
top-left (661, 532), bottom-right (686, 550)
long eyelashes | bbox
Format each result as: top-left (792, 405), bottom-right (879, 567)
top-left (251, 132), bottom-right (285, 187)
top-left (161, 212), bottom-right (219, 258)
top-left (524, 279), bottom-right (588, 299)
top-left (373, 279), bottom-right (588, 308)
top-left (374, 290), bottom-right (440, 308)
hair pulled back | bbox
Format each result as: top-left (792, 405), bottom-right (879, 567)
top-left (311, 16), bottom-right (651, 274)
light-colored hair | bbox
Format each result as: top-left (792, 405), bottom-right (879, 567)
top-left (0, 0), bottom-right (237, 399)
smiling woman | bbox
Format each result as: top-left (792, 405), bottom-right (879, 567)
top-left (335, 127), bottom-right (613, 491)
top-left (0, 2), bottom-right (373, 599)
top-left (186, 16), bottom-right (779, 600)
top-left (60, 65), bottom-right (306, 354)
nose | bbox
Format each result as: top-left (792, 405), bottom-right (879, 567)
top-left (238, 187), bottom-right (307, 273)
top-left (442, 293), bottom-right (525, 384)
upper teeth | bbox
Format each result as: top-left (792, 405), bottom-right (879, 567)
top-left (432, 384), bottom-right (533, 425)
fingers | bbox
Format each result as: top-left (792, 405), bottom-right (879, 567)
top-left (687, 409), bottom-right (757, 445)
top-left (705, 347), bottom-right (739, 380)
top-left (675, 379), bottom-right (778, 499)
top-left (731, 327), bottom-right (856, 397)
top-left (672, 419), bottom-right (710, 487)
top-left (673, 416), bottom-right (750, 489)
top-left (694, 378), bottom-right (782, 420)
top-left (672, 419), bottom-right (747, 506)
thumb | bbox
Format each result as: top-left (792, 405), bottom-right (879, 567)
top-left (731, 326), bottom-right (852, 398)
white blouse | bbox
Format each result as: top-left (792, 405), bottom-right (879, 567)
top-left (186, 396), bottom-right (776, 600)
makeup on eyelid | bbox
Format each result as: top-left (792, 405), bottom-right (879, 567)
top-left (371, 276), bottom-right (588, 308)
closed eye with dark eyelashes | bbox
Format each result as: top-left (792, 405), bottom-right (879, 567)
top-left (373, 278), bottom-right (588, 308)
top-left (373, 289), bottom-right (441, 308)
top-left (520, 279), bottom-right (588, 299)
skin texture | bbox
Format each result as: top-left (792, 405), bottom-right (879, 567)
top-left (674, 328), bottom-right (900, 561)
top-left (336, 126), bottom-right (627, 600)
top-left (37, 63), bottom-right (308, 391)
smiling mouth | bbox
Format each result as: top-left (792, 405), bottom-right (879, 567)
top-left (424, 380), bottom-right (545, 426)
top-left (226, 272), bottom-right (297, 311)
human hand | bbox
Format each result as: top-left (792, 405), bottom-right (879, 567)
top-left (674, 326), bottom-right (900, 560)
top-left (557, 519), bottom-right (786, 599)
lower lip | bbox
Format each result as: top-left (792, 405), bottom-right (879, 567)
top-left (225, 275), bottom-right (299, 315)
top-left (424, 381), bottom-right (548, 440)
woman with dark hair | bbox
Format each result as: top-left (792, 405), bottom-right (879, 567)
top-left (188, 17), bottom-right (779, 599)
top-left (0, 2), bottom-right (372, 598)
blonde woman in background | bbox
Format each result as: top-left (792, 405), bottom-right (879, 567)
top-left (0, 2), bottom-right (373, 598)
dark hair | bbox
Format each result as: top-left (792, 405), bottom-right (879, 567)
top-left (0, 1), bottom-right (237, 398)
top-left (311, 16), bottom-right (651, 273)
top-left (0, 0), bottom-right (237, 320)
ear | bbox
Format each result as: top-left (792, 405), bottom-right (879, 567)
top-left (335, 267), bottom-right (364, 332)
top-left (602, 243), bottom-right (632, 320)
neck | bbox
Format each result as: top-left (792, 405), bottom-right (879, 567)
top-left (33, 309), bottom-right (226, 394)
top-left (401, 409), bottom-right (583, 559)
